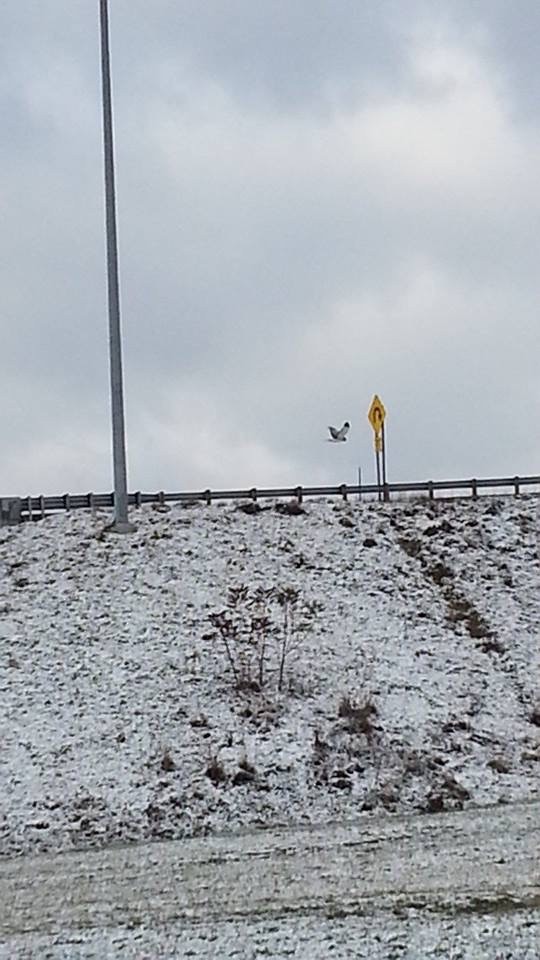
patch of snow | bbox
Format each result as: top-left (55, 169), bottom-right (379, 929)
top-left (1, 496), bottom-right (539, 859)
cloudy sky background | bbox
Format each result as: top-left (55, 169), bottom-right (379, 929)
top-left (1, 1), bottom-right (539, 495)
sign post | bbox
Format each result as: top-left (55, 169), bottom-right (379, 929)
top-left (368, 395), bottom-right (387, 502)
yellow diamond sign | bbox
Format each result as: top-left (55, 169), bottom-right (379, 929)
top-left (368, 395), bottom-right (386, 437)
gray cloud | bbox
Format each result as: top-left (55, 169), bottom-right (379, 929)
top-left (1, 2), bottom-right (539, 496)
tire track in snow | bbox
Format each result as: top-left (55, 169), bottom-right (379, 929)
top-left (1, 800), bottom-right (539, 944)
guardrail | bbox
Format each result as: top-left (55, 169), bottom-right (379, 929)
top-left (1, 474), bottom-right (539, 525)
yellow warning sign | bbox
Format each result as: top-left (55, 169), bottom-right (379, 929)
top-left (368, 395), bottom-right (386, 437)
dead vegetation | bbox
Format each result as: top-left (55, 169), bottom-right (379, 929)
top-left (206, 584), bottom-right (321, 694)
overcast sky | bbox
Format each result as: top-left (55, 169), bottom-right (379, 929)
top-left (1, 1), bottom-right (539, 496)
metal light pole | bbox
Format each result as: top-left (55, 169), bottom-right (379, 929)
top-left (99, 0), bottom-right (133, 532)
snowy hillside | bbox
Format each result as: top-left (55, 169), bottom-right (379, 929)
top-left (1, 495), bottom-right (539, 859)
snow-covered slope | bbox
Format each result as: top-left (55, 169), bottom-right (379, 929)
top-left (1, 495), bottom-right (539, 859)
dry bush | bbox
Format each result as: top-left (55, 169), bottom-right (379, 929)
top-left (337, 695), bottom-right (378, 737)
top-left (206, 756), bottom-right (227, 784)
top-left (206, 584), bottom-right (320, 694)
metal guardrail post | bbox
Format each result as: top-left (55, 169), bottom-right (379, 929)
top-left (0, 498), bottom-right (22, 527)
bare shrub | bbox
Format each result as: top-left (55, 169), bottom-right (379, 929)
top-left (206, 756), bottom-right (227, 784)
top-left (207, 584), bottom-right (319, 694)
top-left (528, 707), bottom-right (540, 728)
top-left (232, 757), bottom-right (257, 786)
top-left (275, 587), bottom-right (299, 692)
top-left (208, 585), bottom-right (274, 692)
top-left (160, 750), bottom-right (176, 773)
top-left (337, 695), bottom-right (378, 737)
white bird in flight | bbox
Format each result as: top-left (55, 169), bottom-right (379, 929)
top-left (328, 421), bottom-right (350, 442)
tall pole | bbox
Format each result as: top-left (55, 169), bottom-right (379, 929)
top-left (99, 0), bottom-right (132, 531)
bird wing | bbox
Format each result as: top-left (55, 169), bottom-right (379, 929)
top-left (328, 426), bottom-right (339, 439)
top-left (336, 422), bottom-right (350, 440)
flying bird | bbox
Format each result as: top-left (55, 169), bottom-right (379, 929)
top-left (328, 421), bottom-right (350, 442)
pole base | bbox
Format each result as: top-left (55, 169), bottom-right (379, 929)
top-left (105, 519), bottom-right (136, 535)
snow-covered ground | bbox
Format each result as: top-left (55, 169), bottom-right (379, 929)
top-left (1, 494), bottom-right (539, 861)
top-left (2, 799), bottom-right (539, 959)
